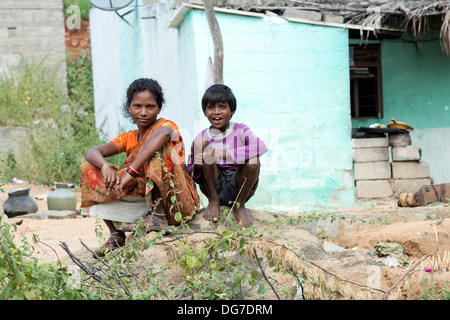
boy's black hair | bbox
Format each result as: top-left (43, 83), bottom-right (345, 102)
top-left (201, 84), bottom-right (237, 113)
top-left (122, 78), bottom-right (165, 119)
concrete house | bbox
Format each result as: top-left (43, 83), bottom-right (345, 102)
top-left (89, 0), bottom-right (450, 213)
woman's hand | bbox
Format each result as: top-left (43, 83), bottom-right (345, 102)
top-left (114, 173), bottom-right (133, 198)
top-left (102, 166), bottom-right (120, 195)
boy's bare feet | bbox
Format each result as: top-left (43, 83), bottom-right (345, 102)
top-left (233, 206), bottom-right (253, 229)
top-left (203, 198), bottom-right (220, 223)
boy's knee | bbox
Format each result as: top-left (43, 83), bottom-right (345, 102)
top-left (245, 158), bottom-right (260, 171)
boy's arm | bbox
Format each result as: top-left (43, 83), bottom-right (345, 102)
top-left (186, 132), bottom-right (206, 181)
top-left (231, 126), bottom-right (267, 164)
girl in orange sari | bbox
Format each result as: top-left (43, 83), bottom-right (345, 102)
top-left (79, 78), bottom-right (199, 256)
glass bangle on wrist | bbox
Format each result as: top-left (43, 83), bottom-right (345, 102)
top-left (125, 170), bottom-right (136, 179)
top-left (126, 166), bottom-right (139, 178)
top-left (128, 166), bottom-right (139, 176)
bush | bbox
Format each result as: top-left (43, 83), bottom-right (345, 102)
top-left (0, 216), bottom-right (97, 299)
top-left (0, 54), bottom-right (104, 185)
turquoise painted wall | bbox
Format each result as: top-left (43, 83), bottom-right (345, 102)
top-left (184, 10), bottom-right (356, 212)
top-left (351, 35), bottom-right (450, 183)
top-left (352, 37), bottom-right (450, 129)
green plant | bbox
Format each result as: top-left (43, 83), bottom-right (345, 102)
top-left (419, 278), bottom-right (450, 300)
top-left (0, 217), bottom-right (96, 299)
top-left (66, 49), bottom-right (94, 112)
top-left (63, 0), bottom-right (92, 20)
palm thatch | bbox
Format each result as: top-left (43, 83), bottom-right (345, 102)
top-left (341, 1), bottom-right (450, 55)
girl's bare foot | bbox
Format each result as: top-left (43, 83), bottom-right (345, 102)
top-left (233, 206), bottom-right (253, 228)
top-left (203, 199), bottom-right (220, 222)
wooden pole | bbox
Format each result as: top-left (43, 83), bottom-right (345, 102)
top-left (202, 0), bottom-right (224, 84)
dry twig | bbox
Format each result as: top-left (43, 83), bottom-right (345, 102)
top-left (252, 247), bottom-right (280, 300)
top-left (382, 248), bottom-right (437, 300)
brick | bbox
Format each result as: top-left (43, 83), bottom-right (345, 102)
top-left (354, 162), bottom-right (391, 180)
top-left (352, 137), bottom-right (389, 149)
top-left (283, 9), bottom-right (322, 21)
top-left (391, 162), bottom-right (430, 179)
top-left (353, 147), bottom-right (389, 162)
top-left (392, 146), bottom-right (421, 161)
top-left (356, 180), bottom-right (393, 198)
top-left (391, 178), bottom-right (431, 197)
top-left (388, 132), bottom-right (411, 147)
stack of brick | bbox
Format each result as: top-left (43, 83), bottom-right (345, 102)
top-left (353, 137), bottom-right (393, 199)
top-left (352, 133), bottom-right (431, 200)
top-left (389, 133), bottom-right (431, 197)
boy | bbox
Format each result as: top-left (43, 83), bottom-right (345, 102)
top-left (186, 84), bottom-right (267, 228)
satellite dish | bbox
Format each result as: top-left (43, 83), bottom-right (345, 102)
top-left (89, 0), bottom-right (134, 11)
top-left (89, 0), bottom-right (136, 25)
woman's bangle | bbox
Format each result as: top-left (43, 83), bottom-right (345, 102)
top-left (101, 163), bottom-right (115, 174)
top-left (125, 170), bottom-right (136, 179)
top-left (126, 166), bottom-right (139, 178)
top-left (128, 166), bottom-right (139, 176)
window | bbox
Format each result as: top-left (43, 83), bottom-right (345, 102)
top-left (350, 44), bottom-right (382, 119)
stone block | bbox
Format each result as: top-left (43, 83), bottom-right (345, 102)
top-left (353, 147), bottom-right (389, 162)
top-left (391, 178), bottom-right (431, 197)
top-left (352, 137), bottom-right (389, 149)
top-left (20, 210), bottom-right (77, 220)
top-left (392, 146), bottom-right (421, 161)
top-left (283, 9), bottom-right (322, 21)
top-left (354, 162), bottom-right (391, 180)
top-left (391, 162), bottom-right (430, 179)
top-left (322, 14), bottom-right (344, 24)
top-left (356, 180), bottom-right (393, 198)
top-left (388, 132), bottom-right (411, 147)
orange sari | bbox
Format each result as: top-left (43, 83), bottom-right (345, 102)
top-left (79, 118), bottom-right (200, 226)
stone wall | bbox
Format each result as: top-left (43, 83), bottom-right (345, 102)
top-left (0, 127), bottom-right (31, 159)
top-left (0, 0), bottom-right (67, 84)
top-left (353, 132), bottom-right (431, 201)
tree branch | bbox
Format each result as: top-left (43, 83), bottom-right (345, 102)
top-left (202, 0), bottom-right (224, 84)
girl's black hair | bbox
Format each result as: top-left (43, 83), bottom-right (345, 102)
top-left (122, 78), bottom-right (165, 119)
top-left (201, 84), bottom-right (237, 113)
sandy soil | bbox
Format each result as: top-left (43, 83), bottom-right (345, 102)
top-left (1, 183), bottom-right (105, 263)
top-left (1, 183), bottom-right (449, 299)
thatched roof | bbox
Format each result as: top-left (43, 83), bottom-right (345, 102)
top-left (177, 0), bottom-right (450, 55)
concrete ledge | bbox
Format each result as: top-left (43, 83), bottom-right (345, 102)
top-left (283, 9), bottom-right (322, 21)
top-left (19, 210), bottom-right (77, 220)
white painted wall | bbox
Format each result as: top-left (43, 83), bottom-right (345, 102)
top-left (90, 8), bottom-right (122, 141)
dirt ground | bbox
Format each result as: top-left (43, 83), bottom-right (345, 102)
top-left (1, 183), bottom-right (449, 299)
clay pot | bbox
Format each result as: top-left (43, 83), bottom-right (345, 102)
top-left (47, 183), bottom-right (77, 211)
top-left (3, 188), bottom-right (38, 218)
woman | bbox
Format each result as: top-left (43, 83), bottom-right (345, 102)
top-left (80, 78), bottom-right (199, 257)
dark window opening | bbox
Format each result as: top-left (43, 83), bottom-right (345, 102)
top-left (350, 44), bottom-right (382, 119)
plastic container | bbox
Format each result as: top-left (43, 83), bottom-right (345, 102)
top-left (47, 183), bottom-right (77, 211)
